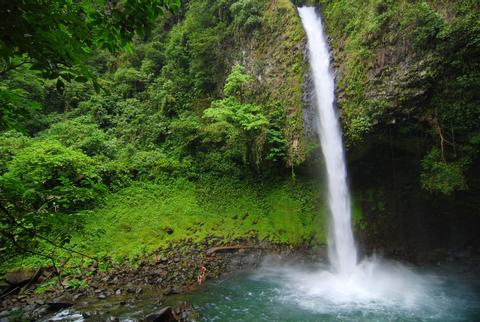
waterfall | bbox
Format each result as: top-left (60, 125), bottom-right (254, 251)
top-left (298, 6), bottom-right (357, 275)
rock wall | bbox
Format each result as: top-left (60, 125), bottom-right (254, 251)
top-left (311, 0), bottom-right (480, 257)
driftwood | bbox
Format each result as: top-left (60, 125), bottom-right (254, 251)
top-left (206, 245), bottom-right (258, 256)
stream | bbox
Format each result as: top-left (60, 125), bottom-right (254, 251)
top-left (43, 259), bottom-right (480, 321)
top-left (182, 260), bottom-right (480, 322)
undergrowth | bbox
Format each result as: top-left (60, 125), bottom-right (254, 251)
top-left (2, 175), bottom-right (329, 272)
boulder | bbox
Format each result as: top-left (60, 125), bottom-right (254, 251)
top-left (4, 269), bottom-right (38, 286)
top-left (143, 307), bottom-right (176, 322)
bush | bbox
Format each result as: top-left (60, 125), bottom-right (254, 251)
top-left (0, 131), bottom-right (32, 175)
top-left (0, 139), bottom-right (107, 213)
top-left (40, 116), bottom-right (118, 158)
top-left (230, 0), bottom-right (263, 34)
top-left (420, 147), bottom-right (468, 194)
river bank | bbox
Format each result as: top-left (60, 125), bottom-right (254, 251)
top-left (0, 239), bottom-right (319, 321)
top-left (3, 238), bottom-right (480, 321)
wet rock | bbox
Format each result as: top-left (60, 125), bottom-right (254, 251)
top-left (0, 308), bottom-right (21, 321)
top-left (31, 305), bottom-right (48, 320)
top-left (173, 302), bottom-right (199, 321)
top-left (97, 293), bottom-right (107, 299)
top-left (143, 306), bottom-right (176, 322)
top-left (163, 286), bottom-right (181, 296)
top-left (24, 304), bottom-right (36, 313)
top-left (115, 289), bottom-right (122, 295)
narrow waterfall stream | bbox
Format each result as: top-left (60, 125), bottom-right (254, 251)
top-left (298, 6), bottom-right (356, 276)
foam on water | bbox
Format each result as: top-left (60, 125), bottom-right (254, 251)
top-left (253, 258), bottom-right (450, 318)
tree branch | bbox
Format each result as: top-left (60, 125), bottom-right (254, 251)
top-left (0, 60), bottom-right (32, 77)
top-left (0, 202), bottom-right (97, 261)
top-left (0, 229), bottom-right (65, 293)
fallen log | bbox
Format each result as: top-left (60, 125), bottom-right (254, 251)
top-left (205, 245), bottom-right (258, 256)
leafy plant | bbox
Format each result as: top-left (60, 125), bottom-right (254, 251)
top-left (0, 139), bottom-right (106, 214)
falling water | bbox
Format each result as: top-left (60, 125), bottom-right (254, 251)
top-left (298, 6), bottom-right (357, 275)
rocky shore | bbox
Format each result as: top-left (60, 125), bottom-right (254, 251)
top-left (0, 238), bottom-right (317, 321)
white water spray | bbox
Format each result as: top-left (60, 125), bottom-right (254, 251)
top-left (299, 6), bottom-right (357, 275)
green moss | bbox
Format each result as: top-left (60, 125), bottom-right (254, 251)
top-left (3, 176), bottom-right (327, 271)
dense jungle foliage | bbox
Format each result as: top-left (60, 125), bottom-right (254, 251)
top-left (0, 0), bottom-right (479, 273)
top-left (0, 0), bottom-right (318, 272)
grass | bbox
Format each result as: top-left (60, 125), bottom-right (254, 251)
top-left (3, 175), bottom-right (329, 271)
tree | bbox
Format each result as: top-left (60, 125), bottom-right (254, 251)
top-left (203, 65), bottom-right (268, 166)
top-left (223, 64), bottom-right (252, 102)
top-left (0, 0), bottom-right (181, 86)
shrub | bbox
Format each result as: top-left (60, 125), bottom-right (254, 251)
top-left (40, 116), bottom-right (117, 157)
top-left (0, 139), bottom-right (107, 213)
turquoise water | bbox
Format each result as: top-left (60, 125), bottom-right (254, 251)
top-left (184, 262), bottom-right (480, 322)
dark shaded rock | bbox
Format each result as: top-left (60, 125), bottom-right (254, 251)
top-left (46, 301), bottom-right (73, 312)
top-left (143, 306), bottom-right (176, 322)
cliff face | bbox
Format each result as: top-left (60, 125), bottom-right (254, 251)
top-left (232, 0), bottom-right (307, 166)
top-left (314, 0), bottom-right (480, 255)
top-left (168, 0), bottom-right (308, 169)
